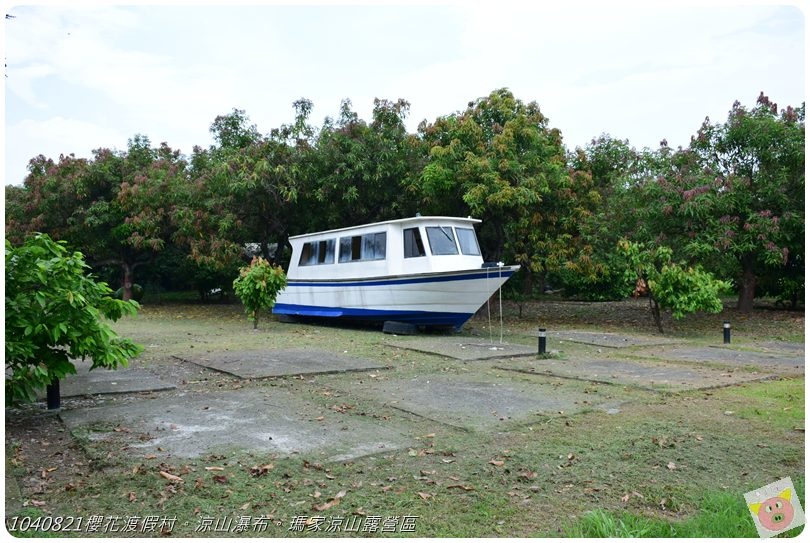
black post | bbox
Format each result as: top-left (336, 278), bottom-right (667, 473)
top-left (538, 328), bottom-right (547, 355)
top-left (723, 321), bottom-right (731, 344)
top-left (46, 379), bottom-right (60, 410)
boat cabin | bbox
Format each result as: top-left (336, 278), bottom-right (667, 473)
top-left (287, 216), bottom-right (485, 280)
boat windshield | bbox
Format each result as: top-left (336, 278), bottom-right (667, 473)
top-left (426, 226), bottom-right (459, 255)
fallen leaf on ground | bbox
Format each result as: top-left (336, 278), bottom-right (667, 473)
top-left (159, 471), bottom-right (183, 483)
top-left (128, 491), bottom-right (137, 502)
top-left (489, 459), bottom-right (505, 467)
top-left (313, 490), bottom-right (347, 512)
top-left (447, 484), bottom-right (475, 491)
top-left (667, 462), bottom-right (677, 470)
top-left (417, 491), bottom-right (433, 500)
top-left (250, 464), bottom-right (274, 477)
top-left (205, 466), bottom-right (225, 471)
top-left (213, 475), bottom-right (228, 484)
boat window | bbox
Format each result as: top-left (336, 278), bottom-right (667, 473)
top-left (339, 232), bottom-right (387, 262)
top-left (426, 226), bottom-right (459, 255)
top-left (455, 228), bottom-right (481, 256)
top-left (403, 227), bottom-right (426, 258)
top-left (299, 239), bottom-right (335, 266)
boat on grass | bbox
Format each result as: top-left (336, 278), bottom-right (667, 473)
top-left (272, 216), bottom-right (519, 329)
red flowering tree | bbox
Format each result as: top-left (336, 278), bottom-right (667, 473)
top-left (632, 95), bottom-right (804, 312)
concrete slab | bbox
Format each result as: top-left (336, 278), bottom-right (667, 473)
top-left (38, 360), bottom-right (175, 399)
top-left (181, 349), bottom-right (386, 379)
top-left (545, 330), bottom-right (678, 349)
top-left (651, 346), bottom-right (804, 371)
top-left (385, 337), bottom-right (536, 361)
top-left (368, 374), bottom-right (622, 430)
top-left (758, 341), bottom-right (805, 355)
top-left (59, 387), bottom-right (411, 461)
top-left (495, 358), bottom-right (775, 391)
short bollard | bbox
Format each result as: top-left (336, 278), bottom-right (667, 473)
top-left (723, 321), bottom-right (731, 344)
top-left (538, 328), bottom-right (547, 355)
top-left (46, 379), bottom-right (61, 410)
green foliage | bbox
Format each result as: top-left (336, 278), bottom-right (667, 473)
top-left (5, 234), bottom-right (143, 405)
top-left (564, 490), bottom-right (759, 537)
top-left (232, 256), bottom-right (287, 329)
top-left (418, 88), bottom-right (569, 288)
top-left (564, 477), bottom-right (805, 538)
top-left (553, 248), bottom-right (635, 301)
top-left (5, 91), bottom-right (803, 312)
top-left (619, 240), bottom-right (730, 332)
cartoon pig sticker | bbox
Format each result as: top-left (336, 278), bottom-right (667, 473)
top-left (749, 488), bottom-right (795, 532)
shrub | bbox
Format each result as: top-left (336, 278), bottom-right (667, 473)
top-left (5, 234), bottom-right (143, 405)
top-left (232, 256), bottom-right (287, 329)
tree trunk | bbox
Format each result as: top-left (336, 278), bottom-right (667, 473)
top-left (122, 262), bottom-right (134, 301)
top-left (650, 295), bottom-right (664, 334)
top-left (522, 271), bottom-right (534, 296)
top-left (737, 254), bottom-right (757, 313)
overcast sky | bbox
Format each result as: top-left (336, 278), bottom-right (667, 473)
top-left (3, 1), bottom-right (806, 186)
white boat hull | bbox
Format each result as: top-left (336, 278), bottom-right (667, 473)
top-left (273, 266), bottom-right (519, 328)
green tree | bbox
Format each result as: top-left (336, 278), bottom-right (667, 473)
top-left (553, 135), bottom-right (645, 300)
top-left (418, 88), bottom-right (570, 292)
top-left (302, 97), bottom-right (423, 232)
top-left (619, 239), bottom-right (730, 333)
top-left (232, 256), bottom-right (287, 329)
top-left (179, 105), bottom-right (309, 272)
top-left (5, 234), bottom-right (142, 405)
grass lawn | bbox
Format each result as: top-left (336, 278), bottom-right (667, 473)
top-left (5, 298), bottom-right (804, 537)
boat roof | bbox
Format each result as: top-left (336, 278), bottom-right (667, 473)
top-left (288, 216), bottom-right (481, 241)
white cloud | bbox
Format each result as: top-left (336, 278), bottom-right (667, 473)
top-left (3, 2), bottom-right (804, 187)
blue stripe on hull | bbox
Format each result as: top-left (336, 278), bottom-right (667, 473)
top-left (272, 303), bottom-right (473, 328)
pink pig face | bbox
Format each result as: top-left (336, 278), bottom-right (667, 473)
top-left (757, 495), bottom-right (794, 532)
